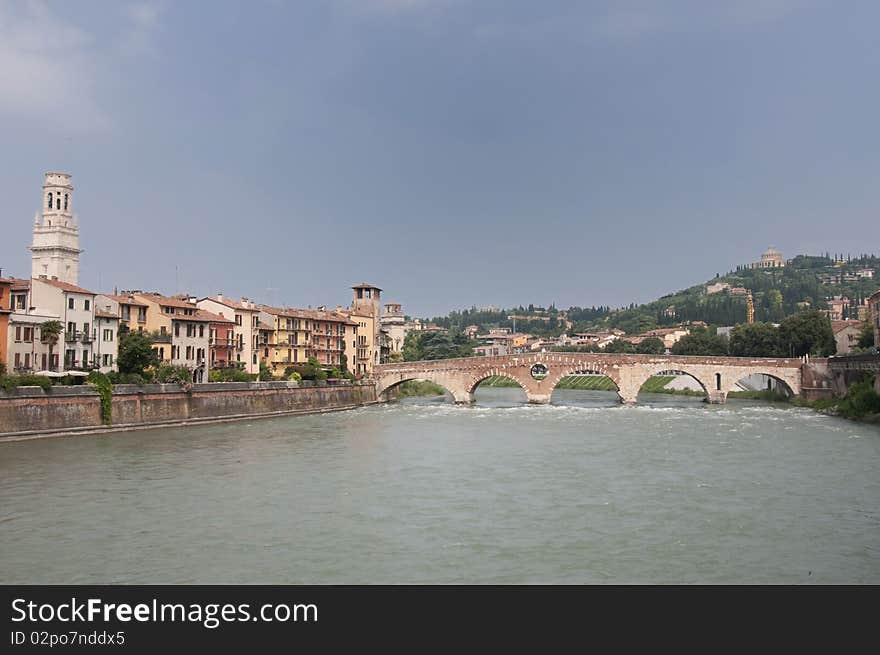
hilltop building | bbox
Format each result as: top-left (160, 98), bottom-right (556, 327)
top-left (750, 246), bottom-right (786, 269)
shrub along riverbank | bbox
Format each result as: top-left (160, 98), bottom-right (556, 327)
top-left (793, 375), bottom-right (880, 423)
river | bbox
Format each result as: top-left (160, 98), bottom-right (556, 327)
top-left (1, 387), bottom-right (878, 584)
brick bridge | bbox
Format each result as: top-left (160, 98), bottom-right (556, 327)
top-left (373, 352), bottom-right (815, 405)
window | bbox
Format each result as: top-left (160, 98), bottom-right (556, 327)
top-left (23, 327), bottom-right (33, 342)
top-left (174, 323), bottom-right (180, 337)
top-left (103, 329), bottom-right (113, 342)
top-left (84, 299), bottom-right (90, 311)
top-left (235, 315), bottom-right (242, 326)
top-left (14, 353), bottom-right (21, 367)
top-left (138, 308), bottom-right (146, 322)
top-left (102, 354), bottom-right (110, 366)
top-left (68, 297), bottom-right (75, 310)
top-left (48, 192), bottom-right (53, 209)
top-left (64, 194), bottom-right (69, 211)
top-left (15, 326), bottom-right (21, 342)
top-left (24, 354), bottom-right (30, 368)
top-left (121, 306), bottom-right (131, 321)
top-left (83, 322), bottom-right (89, 337)
top-left (199, 324), bottom-right (204, 338)
top-left (67, 321), bottom-right (75, 335)
top-left (56, 196), bottom-right (61, 210)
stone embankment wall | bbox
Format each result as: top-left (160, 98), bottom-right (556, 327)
top-left (0, 381), bottom-right (377, 440)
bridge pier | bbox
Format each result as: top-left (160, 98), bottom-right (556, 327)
top-left (617, 391), bottom-right (638, 405)
top-left (706, 391), bottom-right (727, 404)
top-left (527, 393), bottom-right (552, 405)
top-left (452, 390), bottom-right (474, 404)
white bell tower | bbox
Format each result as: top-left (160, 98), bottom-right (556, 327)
top-left (30, 172), bottom-right (82, 284)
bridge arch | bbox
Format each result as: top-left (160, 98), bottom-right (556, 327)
top-left (376, 371), bottom-right (475, 404)
top-left (467, 371), bottom-right (529, 397)
top-left (636, 368), bottom-right (711, 403)
top-left (620, 365), bottom-right (714, 404)
top-left (547, 368), bottom-right (622, 405)
top-left (727, 372), bottom-right (796, 398)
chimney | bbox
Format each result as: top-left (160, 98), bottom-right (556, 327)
top-left (217, 293), bottom-right (223, 301)
top-left (241, 296), bottom-right (248, 305)
top-left (114, 286), bottom-right (118, 295)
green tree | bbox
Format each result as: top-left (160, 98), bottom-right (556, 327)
top-left (403, 331), bottom-right (474, 361)
top-left (604, 338), bottom-right (636, 353)
top-left (39, 320), bottom-right (62, 371)
top-left (118, 329), bottom-right (159, 375)
top-left (670, 331), bottom-right (729, 356)
top-left (778, 310), bottom-right (835, 357)
top-left (856, 321), bottom-right (875, 350)
top-left (635, 336), bottom-right (665, 354)
top-left (728, 322), bottom-right (783, 357)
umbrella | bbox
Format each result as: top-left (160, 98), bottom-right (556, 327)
top-left (33, 370), bottom-right (65, 377)
top-left (63, 370), bottom-right (90, 377)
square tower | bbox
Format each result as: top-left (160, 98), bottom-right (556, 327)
top-left (30, 172), bottom-right (82, 285)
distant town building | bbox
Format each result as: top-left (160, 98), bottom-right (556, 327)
top-left (824, 296), bottom-right (851, 321)
top-left (706, 282), bottom-right (730, 295)
top-left (868, 290), bottom-right (880, 349)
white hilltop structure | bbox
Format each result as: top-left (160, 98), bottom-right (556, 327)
top-left (30, 172), bottom-right (82, 285)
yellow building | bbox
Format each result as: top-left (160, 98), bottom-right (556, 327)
top-left (257, 306), bottom-right (313, 376)
top-left (345, 311), bottom-right (376, 377)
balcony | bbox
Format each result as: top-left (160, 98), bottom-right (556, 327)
top-left (81, 333), bottom-right (92, 344)
top-left (65, 331), bottom-right (80, 343)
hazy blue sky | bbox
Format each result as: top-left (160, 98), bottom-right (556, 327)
top-left (1, 0), bottom-right (877, 317)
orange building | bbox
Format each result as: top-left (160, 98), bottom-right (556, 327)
top-left (0, 277), bottom-right (12, 372)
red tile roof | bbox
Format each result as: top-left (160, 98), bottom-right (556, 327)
top-left (194, 309), bottom-right (234, 324)
top-left (103, 294), bottom-right (149, 307)
top-left (134, 292), bottom-right (195, 309)
top-left (33, 277), bottom-right (95, 295)
top-left (200, 295), bottom-right (260, 312)
top-left (95, 310), bottom-right (119, 319)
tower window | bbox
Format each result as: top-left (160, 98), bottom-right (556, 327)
top-left (48, 192), bottom-right (53, 209)
top-left (64, 194), bottom-right (68, 210)
top-left (56, 196), bottom-right (61, 210)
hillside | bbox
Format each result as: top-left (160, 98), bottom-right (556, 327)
top-left (424, 253), bottom-right (879, 335)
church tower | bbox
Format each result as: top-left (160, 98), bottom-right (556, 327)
top-left (30, 172), bottom-right (82, 285)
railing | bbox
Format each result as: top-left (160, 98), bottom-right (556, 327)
top-left (65, 331), bottom-right (80, 343)
top-left (151, 334), bottom-right (172, 344)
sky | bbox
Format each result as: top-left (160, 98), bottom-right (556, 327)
top-left (1, 0), bottom-right (878, 317)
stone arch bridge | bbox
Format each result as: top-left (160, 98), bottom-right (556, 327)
top-left (374, 352), bottom-right (813, 405)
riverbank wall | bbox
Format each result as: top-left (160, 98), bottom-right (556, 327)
top-left (0, 381), bottom-right (377, 441)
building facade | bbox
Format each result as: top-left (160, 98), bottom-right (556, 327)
top-left (0, 278), bottom-right (11, 370)
top-left (197, 295), bottom-right (261, 373)
top-left (30, 277), bottom-right (98, 370)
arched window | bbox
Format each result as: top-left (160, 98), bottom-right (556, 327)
top-left (56, 196), bottom-right (61, 210)
top-left (48, 192), bottom-right (53, 209)
top-left (64, 194), bottom-right (68, 210)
